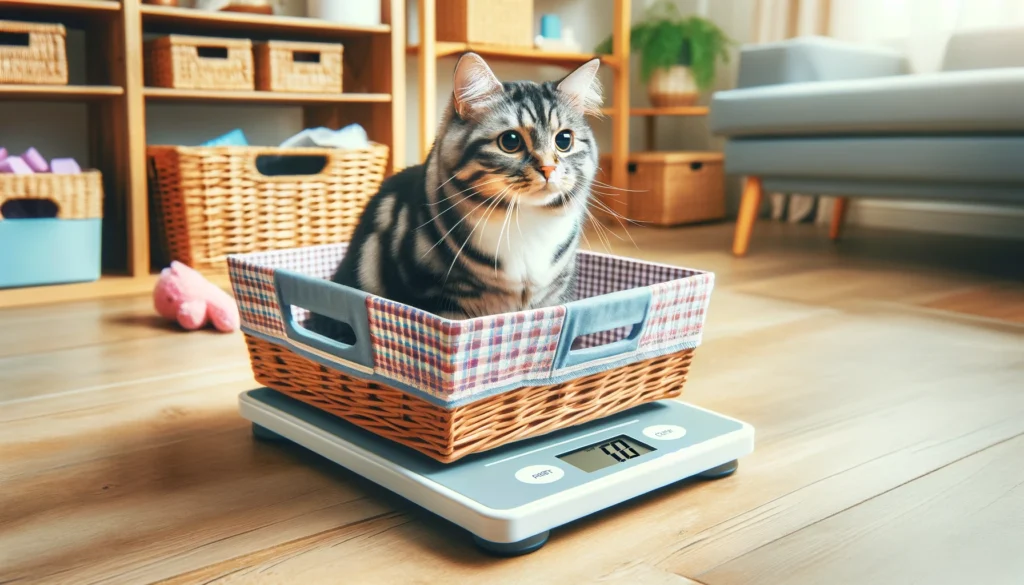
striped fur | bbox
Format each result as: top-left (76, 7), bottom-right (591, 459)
top-left (312, 54), bottom-right (602, 337)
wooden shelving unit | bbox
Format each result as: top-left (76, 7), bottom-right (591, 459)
top-left (143, 87), bottom-right (392, 105)
top-left (0, 84), bottom-right (123, 100)
top-left (0, 0), bottom-right (405, 309)
top-left (412, 0), bottom-right (632, 192)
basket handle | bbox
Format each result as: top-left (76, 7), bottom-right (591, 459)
top-left (243, 147), bottom-right (346, 182)
top-left (553, 287), bottom-right (653, 370)
top-left (273, 270), bottom-right (374, 371)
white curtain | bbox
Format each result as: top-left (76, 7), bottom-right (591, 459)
top-left (831, 0), bottom-right (1024, 73)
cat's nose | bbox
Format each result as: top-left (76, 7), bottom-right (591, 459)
top-left (540, 165), bottom-right (557, 180)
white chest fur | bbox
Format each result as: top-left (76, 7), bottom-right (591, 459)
top-left (472, 204), bottom-right (578, 287)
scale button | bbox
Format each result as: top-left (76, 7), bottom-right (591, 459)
top-left (643, 424), bottom-right (687, 441)
top-left (514, 464), bottom-right (565, 485)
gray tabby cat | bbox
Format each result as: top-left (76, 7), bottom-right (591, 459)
top-left (311, 53), bottom-right (602, 338)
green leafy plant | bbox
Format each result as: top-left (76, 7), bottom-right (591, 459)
top-left (595, 1), bottom-right (734, 90)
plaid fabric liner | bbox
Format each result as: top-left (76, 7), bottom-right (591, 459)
top-left (369, 297), bottom-right (565, 401)
top-left (572, 251), bottom-right (706, 349)
top-left (229, 245), bottom-right (712, 404)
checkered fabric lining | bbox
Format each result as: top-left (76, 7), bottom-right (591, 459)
top-left (229, 245), bottom-right (711, 402)
top-left (228, 256), bottom-right (285, 337)
top-left (368, 297), bottom-right (566, 400)
top-left (571, 251), bottom-right (706, 349)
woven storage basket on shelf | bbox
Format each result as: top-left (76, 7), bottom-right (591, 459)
top-left (0, 171), bottom-right (104, 288)
top-left (436, 0), bottom-right (533, 47)
top-left (255, 40), bottom-right (343, 93)
top-left (597, 152), bottom-right (725, 226)
top-left (0, 20), bottom-right (67, 84)
top-left (147, 144), bottom-right (389, 273)
top-left (145, 35), bottom-right (254, 90)
top-left (0, 172), bottom-right (103, 218)
top-left (229, 245), bottom-right (715, 463)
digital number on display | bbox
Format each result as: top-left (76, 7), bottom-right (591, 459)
top-left (557, 435), bottom-right (655, 473)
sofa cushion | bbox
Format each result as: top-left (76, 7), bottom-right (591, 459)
top-left (710, 68), bottom-right (1024, 136)
top-left (735, 36), bottom-right (907, 88)
top-left (943, 25), bottom-right (1024, 71)
top-left (724, 136), bottom-right (1024, 183)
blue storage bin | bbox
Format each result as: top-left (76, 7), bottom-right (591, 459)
top-left (0, 171), bottom-right (104, 288)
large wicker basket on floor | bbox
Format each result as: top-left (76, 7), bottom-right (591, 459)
top-left (148, 144), bottom-right (389, 272)
top-left (145, 34), bottom-right (254, 90)
top-left (229, 245), bottom-right (715, 463)
top-left (0, 20), bottom-right (67, 84)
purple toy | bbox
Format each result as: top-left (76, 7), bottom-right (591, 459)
top-left (22, 147), bottom-right (49, 173)
top-left (0, 156), bottom-right (33, 174)
top-left (50, 158), bottom-right (81, 174)
top-left (0, 147), bottom-right (7, 162)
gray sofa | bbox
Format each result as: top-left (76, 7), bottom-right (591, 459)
top-left (709, 28), bottom-right (1024, 256)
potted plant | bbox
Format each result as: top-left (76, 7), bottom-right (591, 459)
top-left (596, 1), bottom-right (733, 107)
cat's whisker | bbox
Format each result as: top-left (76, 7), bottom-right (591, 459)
top-left (591, 178), bottom-right (649, 193)
top-left (422, 192), bottom-right (496, 258)
top-left (588, 197), bottom-right (648, 228)
top-left (446, 187), bottom-right (509, 284)
top-left (428, 177), bottom-right (505, 206)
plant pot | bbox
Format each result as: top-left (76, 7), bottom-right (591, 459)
top-left (647, 65), bottom-right (699, 107)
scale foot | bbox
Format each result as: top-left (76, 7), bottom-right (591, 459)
top-left (473, 531), bottom-right (550, 557)
top-left (251, 423), bottom-right (285, 442)
top-left (697, 459), bottom-right (738, 479)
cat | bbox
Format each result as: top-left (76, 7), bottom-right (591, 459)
top-left (310, 52), bottom-right (602, 339)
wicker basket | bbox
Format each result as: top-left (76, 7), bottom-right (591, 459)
top-left (255, 40), bottom-right (343, 93)
top-left (598, 152), bottom-right (726, 226)
top-left (437, 0), bottom-right (533, 48)
top-left (228, 245), bottom-right (715, 463)
top-left (147, 144), bottom-right (389, 273)
top-left (145, 34), bottom-right (254, 90)
top-left (0, 171), bottom-right (103, 288)
top-left (0, 20), bottom-right (67, 85)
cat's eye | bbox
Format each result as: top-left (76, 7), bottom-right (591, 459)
top-left (497, 131), bottom-right (523, 153)
top-left (555, 129), bottom-right (574, 152)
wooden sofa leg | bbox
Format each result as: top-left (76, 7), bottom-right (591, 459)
top-left (733, 177), bottom-right (763, 256)
top-left (830, 197), bottom-right (849, 241)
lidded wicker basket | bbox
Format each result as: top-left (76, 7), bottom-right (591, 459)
top-left (147, 144), bottom-right (389, 273)
top-left (229, 245), bottom-right (714, 463)
top-left (145, 34), bottom-right (254, 90)
top-left (0, 20), bottom-right (68, 85)
top-left (255, 40), bottom-right (343, 93)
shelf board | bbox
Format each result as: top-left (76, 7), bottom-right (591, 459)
top-left (0, 275), bottom-right (158, 309)
top-left (0, 0), bottom-right (120, 14)
top-left (631, 106), bottom-right (709, 116)
top-left (144, 87), bottom-right (391, 105)
top-left (599, 106), bottom-right (710, 117)
top-left (140, 4), bottom-right (391, 39)
top-left (0, 84), bottom-right (123, 101)
top-left (408, 42), bottom-right (615, 68)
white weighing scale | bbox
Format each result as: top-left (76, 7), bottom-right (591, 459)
top-left (240, 388), bottom-right (754, 556)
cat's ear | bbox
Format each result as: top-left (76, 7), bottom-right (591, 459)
top-left (557, 58), bottom-right (602, 116)
top-left (452, 52), bottom-right (503, 119)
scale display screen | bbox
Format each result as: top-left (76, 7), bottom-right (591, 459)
top-left (556, 435), bottom-right (655, 473)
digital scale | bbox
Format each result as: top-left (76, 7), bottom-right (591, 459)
top-left (240, 388), bottom-right (755, 556)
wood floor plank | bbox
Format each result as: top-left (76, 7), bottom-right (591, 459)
top-left (0, 296), bottom-right (171, 359)
top-left (698, 434), bottom-right (1024, 585)
top-left (0, 329), bottom-right (248, 403)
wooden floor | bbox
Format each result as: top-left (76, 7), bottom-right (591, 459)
top-left (3, 222), bottom-right (1023, 585)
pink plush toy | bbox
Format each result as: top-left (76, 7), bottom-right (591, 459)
top-left (154, 261), bottom-right (239, 332)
